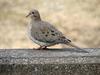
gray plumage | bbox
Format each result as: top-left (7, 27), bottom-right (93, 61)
top-left (26, 9), bottom-right (88, 53)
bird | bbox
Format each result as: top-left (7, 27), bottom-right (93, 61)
top-left (26, 9), bottom-right (88, 53)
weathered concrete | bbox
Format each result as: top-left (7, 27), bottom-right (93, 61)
top-left (0, 48), bottom-right (100, 75)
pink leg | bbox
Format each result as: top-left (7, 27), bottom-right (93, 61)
top-left (37, 46), bottom-right (48, 50)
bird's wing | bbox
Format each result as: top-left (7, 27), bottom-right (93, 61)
top-left (33, 21), bottom-right (69, 44)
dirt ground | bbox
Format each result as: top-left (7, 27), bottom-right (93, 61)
top-left (0, 0), bottom-right (100, 48)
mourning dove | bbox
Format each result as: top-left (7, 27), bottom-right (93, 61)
top-left (26, 9), bottom-right (88, 53)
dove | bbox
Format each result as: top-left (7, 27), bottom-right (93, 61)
top-left (26, 9), bottom-right (88, 53)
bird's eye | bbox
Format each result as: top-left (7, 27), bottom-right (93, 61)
top-left (32, 12), bottom-right (34, 14)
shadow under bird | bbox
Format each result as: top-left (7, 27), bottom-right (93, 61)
top-left (26, 9), bottom-right (88, 53)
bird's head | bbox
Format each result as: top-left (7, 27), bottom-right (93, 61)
top-left (26, 9), bottom-right (41, 21)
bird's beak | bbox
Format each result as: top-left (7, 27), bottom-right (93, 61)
top-left (26, 13), bottom-right (31, 17)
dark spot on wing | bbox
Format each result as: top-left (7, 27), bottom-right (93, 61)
top-left (47, 31), bottom-right (49, 34)
top-left (51, 30), bottom-right (55, 32)
top-left (51, 34), bottom-right (55, 36)
top-left (45, 34), bottom-right (48, 37)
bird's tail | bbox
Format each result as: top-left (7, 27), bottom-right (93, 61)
top-left (67, 42), bottom-right (88, 53)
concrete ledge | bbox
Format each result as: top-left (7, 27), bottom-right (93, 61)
top-left (0, 48), bottom-right (100, 75)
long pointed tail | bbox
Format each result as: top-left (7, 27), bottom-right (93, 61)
top-left (67, 42), bottom-right (89, 53)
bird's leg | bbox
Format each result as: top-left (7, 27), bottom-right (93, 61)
top-left (37, 46), bottom-right (48, 50)
top-left (42, 46), bottom-right (48, 50)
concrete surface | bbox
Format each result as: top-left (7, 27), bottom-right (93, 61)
top-left (0, 48), bottom-right (100, 75)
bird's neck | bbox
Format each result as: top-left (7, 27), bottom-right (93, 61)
top-left (31, 18), bottom-right (41, 23)
top-left (32, 19), bottom-right (41, 23)
top-left (30, 18), bottom-right (41, 26)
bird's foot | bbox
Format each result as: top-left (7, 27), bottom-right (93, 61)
top-left (37, 46), bottom-right (48, 50)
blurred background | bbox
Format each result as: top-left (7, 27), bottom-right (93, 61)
top-left (0, 0), bottom-right (100, 49)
